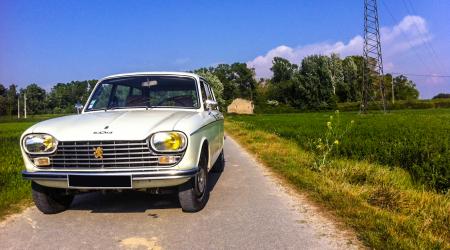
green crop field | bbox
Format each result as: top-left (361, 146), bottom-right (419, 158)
top-left (226, 108), bottom-right (450, 249)
top-left (0, 115), bottom-right (61, 218)
top-left (228, 108), bottom-right (450, 192)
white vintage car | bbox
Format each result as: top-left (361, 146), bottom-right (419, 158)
top-left (21, 72), bottom-right (224, 213)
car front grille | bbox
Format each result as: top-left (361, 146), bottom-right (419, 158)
top-left (30, 140), bottom-right (183, 169)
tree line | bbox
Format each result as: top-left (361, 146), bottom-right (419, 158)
top-left (0, 80), bottom-right (97, 116)
top-left (0, 53), bottom-right (424, 116)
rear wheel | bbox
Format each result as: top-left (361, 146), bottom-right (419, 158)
top-left (178, 149), bottom-right (209, 212)
top-left (31, 182), bottom-right (74, 214)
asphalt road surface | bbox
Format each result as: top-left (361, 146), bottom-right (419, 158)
top-left (0, 136), bottom-right (361, 250)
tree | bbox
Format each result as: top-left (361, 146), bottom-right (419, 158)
top-left (6, 85), bottom-right (18, 116)
top-left (299, 55), bottom-right (336, 109)
top-left (194, 70), bottom-right (225, 109)
top-left (338, 56), bottom-right (360, 102)
top-left (393, 75), bottom-right (419, 100)
top-left (230, 63), bottom-right (257, 101)
top-left (270, 57), bottom-right (298, 83)
top-left (47, 80), bottom-right (97, 113)
top-left (328, 54), bottom-right (344, 96)
top-left (0, 84), bottom-right (7, 115)
top-left (20, 84), bottom-right (47, 115)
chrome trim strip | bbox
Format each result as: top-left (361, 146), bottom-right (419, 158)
top-left (22, 168), bottom-right (198, 182)
top-left (190, 118), bottom-right (224, 136)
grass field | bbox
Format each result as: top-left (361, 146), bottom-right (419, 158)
top-left (228, 109), bottom-right (450, 191)
top-left (0, 115), bottom-right (61, 219)
top-left (226, 109), bottom-right (450, 249)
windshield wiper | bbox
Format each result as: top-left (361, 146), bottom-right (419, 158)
top-left (108, 105), bottom-right (152, 110)
top-left (86, 108), bottom-right (107, 112)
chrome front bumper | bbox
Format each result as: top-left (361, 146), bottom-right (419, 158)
top-left (22, 168), bottom-right (198, 189)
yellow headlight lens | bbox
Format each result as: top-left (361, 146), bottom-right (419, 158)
top-left (151, 132), bottom-right (187, 152)
top-left (43, 136), bottom-right (56, 151)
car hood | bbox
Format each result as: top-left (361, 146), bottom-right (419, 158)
top-left (27, 109), bottom-right (198, 141)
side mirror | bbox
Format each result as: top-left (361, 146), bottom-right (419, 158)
top-left (74, 103), bottom-right (84, 114)
top-left (205, 100), bottom-right (218, 111)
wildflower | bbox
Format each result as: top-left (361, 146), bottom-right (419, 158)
top-left (335, 110), bottom-right (339, 114)
top-left (351, 120), bottom-right (355, 124)
top-left (334, 140), bottom-right (339, 145)
top-left (330, 115), bottom-right (333, 120)
top-left (327, 121), bottom-right (332, 129)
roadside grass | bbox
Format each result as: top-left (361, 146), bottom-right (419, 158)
top-left (0, 114), bottom-right (61, 219)
top-left (225, 120), bottom-right (450, 249)
top-left (228, 109), bottom-right (450, 192)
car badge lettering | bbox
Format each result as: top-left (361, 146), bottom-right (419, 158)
top-left (93, 147), bottom-right (103, 159)
top-left (93, 131), bottom-right (112, 134)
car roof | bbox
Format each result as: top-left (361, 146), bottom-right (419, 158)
top-left (101, 72), bottom-right (200, 81)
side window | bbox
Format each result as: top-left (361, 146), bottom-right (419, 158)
top-left (205, 83), bottom-right (216, 101)
top-left (200, 81), bottom-right (211, 101)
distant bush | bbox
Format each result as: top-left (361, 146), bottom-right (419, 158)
top-left (432, 93), bottom-right (450, 99)
top-left (337, 98), bottom-right (450, 111)
top-left (254, 104), bottom-right (300, 114)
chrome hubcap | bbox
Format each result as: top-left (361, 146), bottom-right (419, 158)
top-left (196, 168), bottom-right (206, 195)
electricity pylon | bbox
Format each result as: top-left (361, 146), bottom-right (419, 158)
top-left (363, 0), bottom-right (387, 112)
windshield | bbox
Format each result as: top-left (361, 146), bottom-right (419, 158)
top-left (85, 75), bottom-right (200, 111)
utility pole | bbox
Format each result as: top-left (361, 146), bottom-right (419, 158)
top-left (17, 95), bottom-right (20, 119)
top-left (363, 0), bottom-right (387, 112)
top-left (24, 94), bottom-right (27, 119)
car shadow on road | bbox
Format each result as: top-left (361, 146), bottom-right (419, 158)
top-left (69, 167), bottom-right (224, 214)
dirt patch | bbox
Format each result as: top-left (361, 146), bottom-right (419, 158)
top-left (120, 236), bottom-right (162, 250)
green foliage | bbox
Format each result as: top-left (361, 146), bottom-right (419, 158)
top-left (337, 98), bottom-right (450, 111)
top-left (228, 109), bottom-right (450, 192)
top-left (194, 70), bottom-right (225, 109)
top-left (270, 57), bottom-right (298, 83)
top-left (299, 55), bottom-right (337, 109)
top-left (392, 75), bottom-right (420, 100)
top-left (311, 110), bottom-right (354, 171)
top-left (195, 63), bottom-right (257, 103)
top-left (433, 93), bottom-right (450, 99)
top-left (20, 84), bottom-right (46, 115)
top-left (47, 80), bottom-right (98, 114)
top-left (0, 80), bottom-right (98, 116)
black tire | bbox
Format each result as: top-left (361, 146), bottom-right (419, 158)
top-left (211, 149), bottom-right (225, 173)
top-left (31, 181), bottom-right (74, 214)
top-left (178, 149), bottom-right (209, 212)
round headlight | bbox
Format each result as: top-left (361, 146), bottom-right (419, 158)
top-left (23, 134), bottom-right (58, 154)
top-left (150, 131), bottom-right (187, 152)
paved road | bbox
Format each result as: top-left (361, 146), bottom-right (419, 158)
top-left (0, 136), bottom-right (361, 250)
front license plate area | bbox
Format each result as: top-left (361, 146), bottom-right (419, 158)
top-left (68, 175), bottom-right (132, 188)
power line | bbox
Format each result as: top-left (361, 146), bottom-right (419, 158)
top-left (380, 0), bottom-right (434, 75)
top-left (401, 0), bottom-right (447, 74)
top-left (391, 72), bottom-right (450, 77)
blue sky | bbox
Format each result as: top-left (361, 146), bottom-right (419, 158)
top-left (1, 0), bottom-right (449, 98)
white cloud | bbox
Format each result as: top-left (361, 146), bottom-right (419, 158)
top-left (247, 15), bottom-right (431, 78)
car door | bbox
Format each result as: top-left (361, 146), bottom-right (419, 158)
top-left (199, 80), bottom-right (223, 165)
top-left (203, 81), bottom-right (224, 160)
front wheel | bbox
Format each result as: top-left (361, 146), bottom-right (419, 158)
top-left (178, 151), bottom-right (209, 212)
top-left (31, 182), bottom-right (74, 214)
